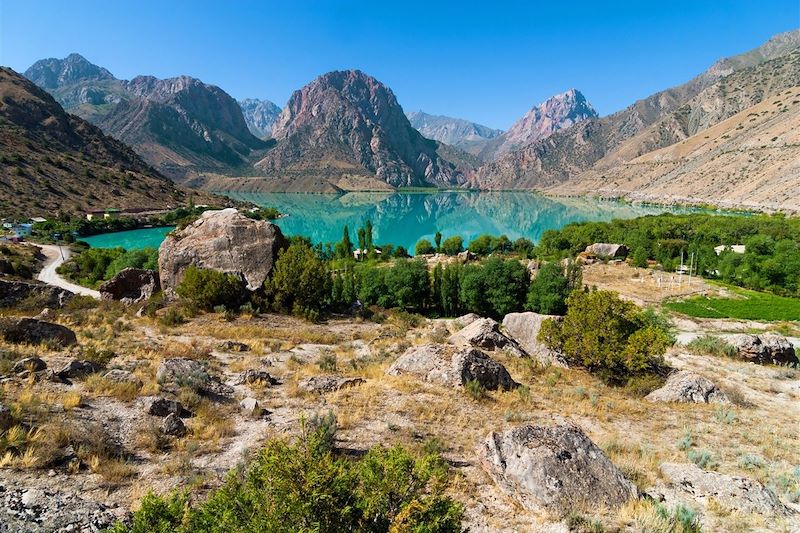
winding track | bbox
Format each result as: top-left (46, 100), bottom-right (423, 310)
top-left (36, 244), bottom-right (101, 299)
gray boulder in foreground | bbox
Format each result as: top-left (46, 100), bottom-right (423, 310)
top-left (501, 312), bottom-right (568, 367)
top-left (158, 208), bottom-right (287, 296)
top-left (729, 334), bottom-right (798, 365)
top-left (648, 462), bottom-right (794, 518)
top-left (0, 317), bottom-right (76, 347)
top-left (449, 317), bottom-right (525, 357)
top-left (477, 424), bottom-right (639, 516)
top-left (0, 279), bottom-right (73, 309)
top-left (156, 357), bottom-right (233, 396)
top-left (585, 243), bottom-right (628, 258)
top-left (387, 344), bottom-right (518, 391)
top-left (645, 370), bottom-right (729, 404)
top-left (99, 267), bottom-right (160, 304)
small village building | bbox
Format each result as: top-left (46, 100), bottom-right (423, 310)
top-left (714, 245), bottom-right (746, 255)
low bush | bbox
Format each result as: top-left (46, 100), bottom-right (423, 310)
top-left (110, 422), bottom-right (463, 533)
top-left (176, 266), bottom-right (244, 311)
top-left (686, 334), bottom-right (737, 358)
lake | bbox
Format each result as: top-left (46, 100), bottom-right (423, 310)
top-left (82, 191), bottom-right (695, 252)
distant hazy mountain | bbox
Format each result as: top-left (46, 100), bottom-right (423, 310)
top-left (471, 29), bottom-right (800, 190)
top-left (239, 98), bottom-right (282, 139)
top-left (0, 67), bottom-right (189, 218)
top-left (406, 110), bottom-right (502, 150)
top-left (250, 70), bottom-right (467, 191)
top-left (24, 54), bottom-right (268, 181)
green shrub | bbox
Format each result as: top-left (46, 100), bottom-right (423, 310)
top-left (538, 290), bottom-right (670, 385)
top-left (686, 334), bottom-right (737, 358)
top-left (526, 262), bottom-right (581, 315)
top-left (415, 239), bottom-right (435, 255)
top-left (440, 236), bottom-right (463, 256)
top-left (176, 266), bottom-right (243, 311)
top-left (110, 423), bottom-right (462, 533)
top-left (267, 242), bottom-right (329, 314)
top-left (465, 379), bottom-right (487, 401)
top-left (459, 258), bottom-right (529, 319)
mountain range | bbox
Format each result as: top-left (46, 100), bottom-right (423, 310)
top-left (0, 67), bottom-right (197, 218)
top-left (11, 28), bottom-right (800, 212)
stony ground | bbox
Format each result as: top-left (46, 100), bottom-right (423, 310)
top-left (0, 299), bottom-right (798, 532)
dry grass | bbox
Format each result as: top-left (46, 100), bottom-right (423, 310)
top-left (82, 374), bottom-right (141, 401)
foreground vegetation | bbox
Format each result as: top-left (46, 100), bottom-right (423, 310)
top-left (57, 246), bottom-right (158, 288)
top-left (111, 419), bottom-right (462, 533)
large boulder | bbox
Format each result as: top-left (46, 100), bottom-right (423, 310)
top-left (144, 397), bottom-right (193, 418)
top-left (0, 318), bottom-right (76, 347)
top-left (98, 268), bottom-right (160, 304)
top-left (501, 312), bottom-right (568, 367)
top-left (585, 243), bottom-right (628, 259)
top-left (645, 371), bottom-right (729, 404)
top-left (0, 279), bottom-right (73, 308)
top-left (449, 318), bottom-right (525, 357)
top-left (729, 334), bottom-right (798, 365)
top-left (387, 344), bottom-right (518, 391)
top-left (477, 424), bottom-right (639, 516)
top-left (11, 357), bottom-right (47, 374)
top-left (156, 357), bottom-right (233, 396)
top-left (158, 208), bottom-right (287, 296)
top-left (648, 462), bottom-right (794, 518)
top-left (57, 359), bottom-right (101, 380)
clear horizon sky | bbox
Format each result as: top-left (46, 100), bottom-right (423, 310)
top-left (1, 0), bottom-right (798, 129)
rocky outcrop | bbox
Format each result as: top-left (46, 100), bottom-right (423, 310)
top-left (102, 369), bottom-right (142, 387)
top-left (648, 462), bottom-right (794, 517)
top-left (584, 243), bottom-right (628, 259)
top-left (158, 208), bottom-right (287, 296)
top-left (239, 397), bottom-right (265, 417)
top-left (239, 98), bottom-right (281, 139)
top-left (161, 413), bottom-right (187, 437)
top-left (387, 344), bottom-right (518, 391)
top-left (234, 369), bottom-right (279, 387)
top-left (57, 359), bottom-right (101, 380)
top-left (449, 318), bottom-right (525, 357)
top-left (729, 334), bottom-right (798, 365)
top-left (0, 318), bottom-right (77, 347)
top-left (477, 424), bottom-right (639, 516)
top-left (298, 375), bottom-right (365, 394)
top-left (11, 357), bottom-right (47, 374)
top-left (99, 268), bottom-right (160, 304)
top-left (406, 110), bottom-right (503, 153)
top-left (221, 341), bottom-right (250, 352)
top-left (0, 484), bottom-right (129, 533)
top-left (645, 371), bottom-right (729, 404)
top-left (256, 70), bottom-right (466, 189)
top-left (144, 397), bottom-right (193, 418)
top-left (501, 312), bottom-right (568, 367)
top-left (156, 357), bottom-right (233, 397)
top-left (0, 279), bottom-right (73, 308)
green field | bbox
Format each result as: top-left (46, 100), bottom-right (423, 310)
top-left (665, 285), bottom-right (800, 321)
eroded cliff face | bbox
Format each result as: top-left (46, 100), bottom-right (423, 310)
top-left (255, 70), bottom-right (466, 188)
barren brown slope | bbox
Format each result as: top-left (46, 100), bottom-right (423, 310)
top-left (551, 87), bottom-right (800, 213)
top-left (0, 67), bottom-right (193, 219)
top-left (470, 29), bottom-right (800, 190)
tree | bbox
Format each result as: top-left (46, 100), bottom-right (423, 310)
top-left (430, 263), bottom-right (443, 312)
top-left (176, 266), bottom-right (244, 311)
top-left (526, 262), bottom-right (570, 315)
top-left (434, 231), bottom-right (442, 253)
top-left (384, 259), bottom-right (430, 310)
top-left (267, 242), bottom-right (330, 314)
top-left (458, 259), bottom-right (528, 318)
top-left (631, 247), bottom-right (649, 268)
top-left (538, 290), bottom-right (670, 384)
top-left (441, 236), bottom-right (463, 256)
top-left (357, 228), bottom-right (367, 252)
top-left (337, 225), bottom-right (353, 259)
top-left (357, 266), bottom-right (389, 307)
top-left (415, 239), bottom-right (435, 256)
top-left (365, 220), bottom-right (374, 252)
top-left (468, 235), bottom-right (493, 256)
top-left (440, 263), bottom-right (461, 316)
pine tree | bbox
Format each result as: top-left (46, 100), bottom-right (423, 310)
top-left (340, 225), bottom-right (353, 258)
top-left (365, 220), bottom-right (374, 252)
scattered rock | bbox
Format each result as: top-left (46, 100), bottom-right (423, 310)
top-left (454, 313), bottom-right (481, 328)
top-left (158, 208), bottom-right (287, 297)
top-left (98, 267), bottom-right (160, 304)
top-left (477, 424), bottom-right (639, 516)
top-left (160, 413), bottom-right (187, 437)
top-left (11, 357), bottom-right (47, 374)
top-left (0, 484), bottom-right (128, 533)
top-left (156, 357), bottom-right (233, 396)
top-left (457, 250), bottom-right (477, 262)
top-left (0, 403), bottom-right (13, 431)
top-left (387, 344), bottom-right (518, 390)
top-left (0, 279), bottom-right (73, 309)
top-left (449, 317), bottom-right (525, 357)
top-left (239, 397), bottom-right (265, 417)
top-left (501, 312), bottom-right (568, 367)
top-left (102, 369), bottom-right (143, 387)
top-left (145, 397), bottom-right (193, 418)
top-left (729, 334), bottom-right (798, 365)
top-left (298, 375), bottom-right (365, 394)
top-left (221, 340), bottom-right (250, 352)
top-left (585, 243), bottom-right (628, 259)
top-left (645, 370), bottom-right (729, 404)
top-left (0, 317), bottom-right (77, 347)
top-left (234, 369), bottom-right (279, 387)
top-left (648, 462), bottom-right (794, 517)
top-left (57, 359), bottom-right (101, 380)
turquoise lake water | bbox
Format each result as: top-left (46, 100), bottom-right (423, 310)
top-left (82, 191), bottom-right (696, 252)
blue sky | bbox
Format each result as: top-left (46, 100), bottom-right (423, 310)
top-left (1, 0), bottom-right (798, 129)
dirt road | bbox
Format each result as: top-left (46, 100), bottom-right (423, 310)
top-left (37, 244), bottom-right (100, 299)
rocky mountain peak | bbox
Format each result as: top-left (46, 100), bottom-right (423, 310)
top-left (239, 98), bottom-right (282, 139)
top-left (500, 89), bottom-right (598, 155)
top-left (257, 69), bottom-right (465, 188)
top-left (24, 53), bottom-right (114, 89)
